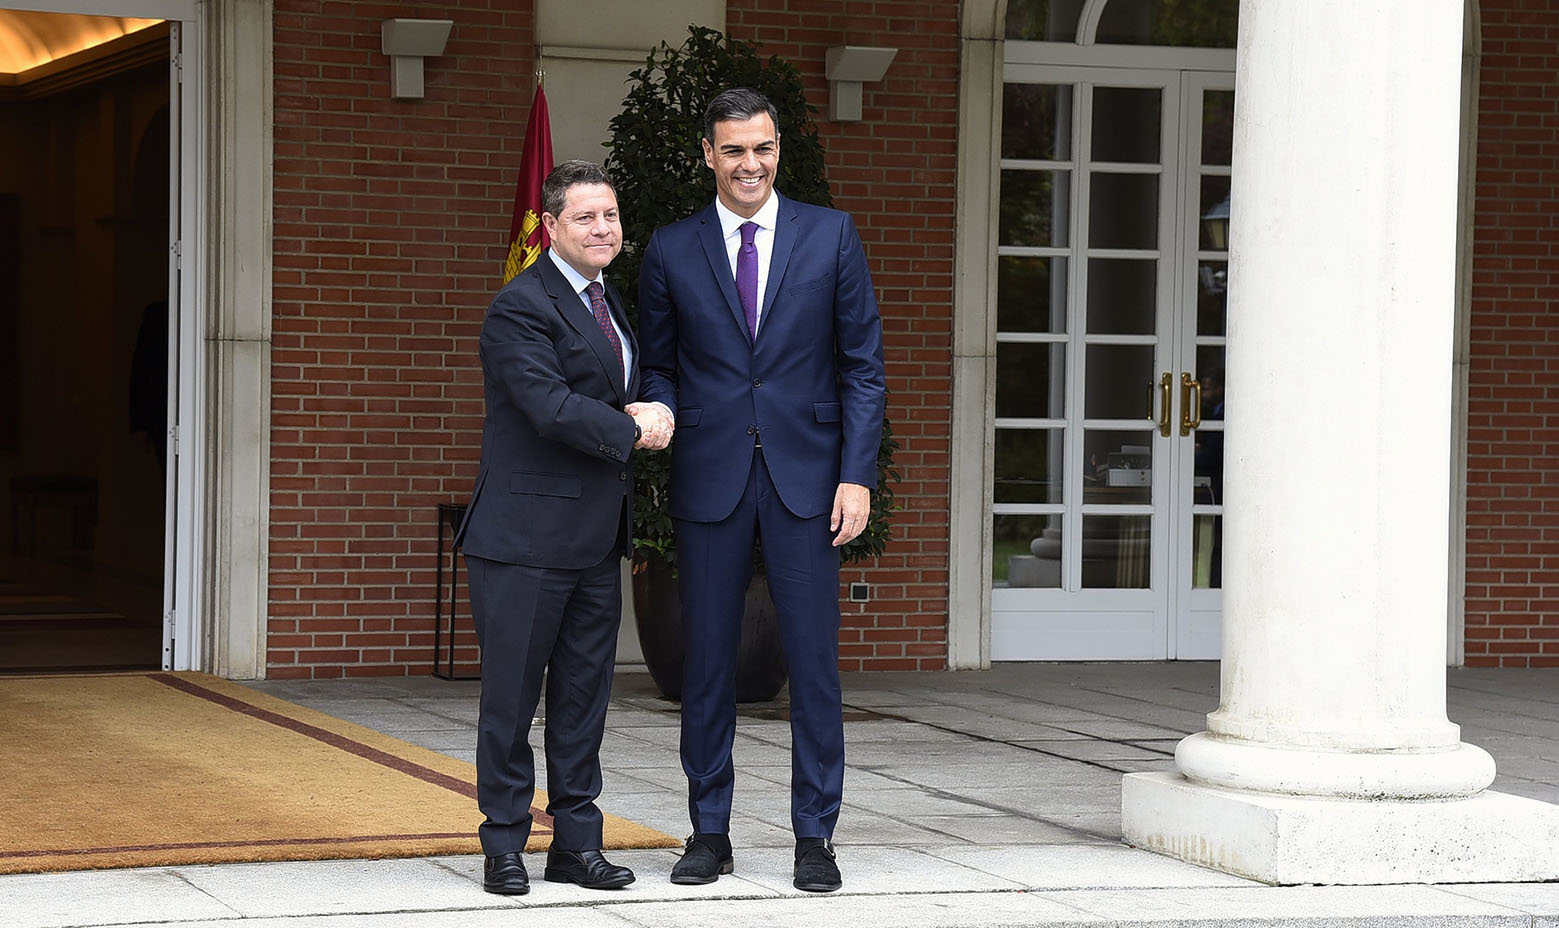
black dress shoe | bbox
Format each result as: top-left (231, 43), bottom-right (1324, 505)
top-left (483, 852), bottom-right (530, 895)
top-left (669, 832), bottom-right (733, 885)
top-left (793, 838), bottom-right (841, 893)
top-left (543, 848), bottom-right (635, 889)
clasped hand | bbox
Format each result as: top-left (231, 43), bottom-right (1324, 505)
top-left (627, 402), bottom-right (674, 450)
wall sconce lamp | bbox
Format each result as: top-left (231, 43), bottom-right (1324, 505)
top-left (824, 45), bottom-right (898, 121)
top-left (381, 18), bottom-right (453, 99)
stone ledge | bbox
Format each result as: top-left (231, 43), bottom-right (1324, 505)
top-left (1122, 771), bottom-right (1559, 885)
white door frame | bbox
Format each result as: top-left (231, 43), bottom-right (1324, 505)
top-left (9, 0), bottom-right (272, 677)
top-left (990, 63), bottom-right (1190, 661)
top-left (948, 4), bottom-right (1235, 666)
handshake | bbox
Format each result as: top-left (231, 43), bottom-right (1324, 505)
top-left (627, 401), bottom-right (674, 451)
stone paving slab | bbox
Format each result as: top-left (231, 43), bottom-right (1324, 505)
top-left (1042, 884), bottom-right (1529, 926)
top-left (169, 858), bottom-right (505, 919)
top-left (932, 844), bottom-right (1259, 890)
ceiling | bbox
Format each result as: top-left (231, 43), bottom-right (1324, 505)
top-left (0, 9), bottom-right (160, 75)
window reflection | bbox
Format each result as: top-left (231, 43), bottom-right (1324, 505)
top-left (1081, 515), bottom-right (1151, 588)
top-left (1000, 170), bottom-right (1072, 248)
top-left (995, 342), bottom-right (1066, 419)
top-left (995, 428), bottom-right (1063, 504)
top-left (999, 256), bottom-right (1068, 334)
top-left (1005, 0), bottom-right (1086, 41)
top-left (1094, 0), bottom-right (1239, 47)
top-left (1003, 83), bottom-right (1074, 161)
top-left (994, 513), bottom-right (1062, 588)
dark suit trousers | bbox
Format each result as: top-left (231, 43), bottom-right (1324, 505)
top-left (465, 550), bottom-right (622, 855)
top-left (675, 449), bottom-right (844, 839)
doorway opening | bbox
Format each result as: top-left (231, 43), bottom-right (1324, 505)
top-left (0, 11), bottom-right (171, 673)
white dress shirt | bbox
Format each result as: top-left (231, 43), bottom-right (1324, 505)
top-left (548, 248), bottom-right (633, 391)
top-left (713, 192), bottom-right (780, 335)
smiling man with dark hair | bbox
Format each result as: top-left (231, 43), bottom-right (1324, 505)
top-left (637, 88), bottom-right (886, 893)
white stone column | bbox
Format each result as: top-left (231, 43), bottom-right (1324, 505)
top-left (1121, 0), bottom-right (1559, 884)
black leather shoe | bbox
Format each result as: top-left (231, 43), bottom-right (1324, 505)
top-left (483, 852), bottom-right (530, 895)
top-left (669, 833), bottom-right (733, 885)
top-left (793, 838), bottom-right (841, 893)
top-left (543, 848), bottom-right (635, 889)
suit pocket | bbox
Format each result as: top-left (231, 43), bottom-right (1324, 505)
top-left (509, 471), bottom-right (582, 498)
top-left (813, 402), bottom-right (842, 423)
top-left (786, 275), bottom-right (830, 295)
top-left (677, 407), bottom-right (703, 427)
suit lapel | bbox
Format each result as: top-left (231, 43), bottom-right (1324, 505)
top-left (697, 205), bottom-right (751, 345)
top-left (761, 195), bottom-right (798, 325)
top-left (537, 253), bottom-right (628, 404)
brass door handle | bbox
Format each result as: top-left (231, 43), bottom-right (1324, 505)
top-left (1180, 372), bottom-right (1202, 436)
top-left (1158, 372), bottom-right (1173, 437)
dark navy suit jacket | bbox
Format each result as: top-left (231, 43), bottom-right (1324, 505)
top-left (456, 251), bottom-right (639, 568)
top-left (637, 195), bottom-right (885, 522)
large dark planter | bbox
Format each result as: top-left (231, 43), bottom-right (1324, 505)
top-left (630, 555), bottom-right (787, 703)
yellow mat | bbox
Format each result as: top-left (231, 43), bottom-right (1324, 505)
top-left (0, 672), bottom-right (678, 873)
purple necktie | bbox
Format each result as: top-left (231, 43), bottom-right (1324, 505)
top-left (584, 280), bottom-right (624, 382)
top-left (737, 221), bottom-right (759, 337)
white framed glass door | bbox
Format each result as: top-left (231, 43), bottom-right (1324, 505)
top-left (1170, 71), bottom-right (1233, 659)
top-left (991, 63), bottom-right (1233, 661)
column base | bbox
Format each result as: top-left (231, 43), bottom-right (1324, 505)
top-left (1122, 771), bottom-right (1559, 885)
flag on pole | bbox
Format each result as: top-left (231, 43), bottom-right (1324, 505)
top-left (503, 81), bottom-right (554, 283)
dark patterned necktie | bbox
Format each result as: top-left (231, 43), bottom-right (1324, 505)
top-left (737, 221), bottom-right (759, 337)
top-left (584, 281), bottom-right (624, 382)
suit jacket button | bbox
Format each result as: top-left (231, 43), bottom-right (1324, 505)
top-left (753, 378), bottom-right (764, 388)
top-left (619, 471), bottom-right (627, 481)
top-left (747, 425), bottom-right (757, 435)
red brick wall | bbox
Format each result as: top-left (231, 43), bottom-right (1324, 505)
top-left (268, 1), bottom-right (528, 677)
top-left (728, 1), bottom-right (959, 671)
top-left (1465, 0), bottom-right (1559, 667)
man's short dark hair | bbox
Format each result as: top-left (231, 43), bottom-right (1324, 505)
top-left (703, 88), bottom-right (780, 145)
top-left (541, 160), bottom-right (615, 218)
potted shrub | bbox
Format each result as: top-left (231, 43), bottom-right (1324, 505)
top-left (606, 26), bottom-right (898, 702)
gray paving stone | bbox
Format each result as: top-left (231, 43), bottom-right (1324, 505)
top-left (1441, 882), bottom-right (1559, 915)
top-left (171, 857), bottom-right (502, 918)
top-left (914, 815), bottom-right (1107, 845)
top-left (605, 890), bottom-right (1105, 928)
top-left (1044, 884), bottom-right (1527, 924)
top-left (165, 910), bottom-right (624, 928)
top-left (932, 844), bottom-right (1258, 890)
top-left (0, 869), bottom-right (240, 928)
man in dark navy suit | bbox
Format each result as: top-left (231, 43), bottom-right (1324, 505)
top-left (457, 160), bottom-right (670, 896)
top-left (637, 88), bottom-right (886, 893)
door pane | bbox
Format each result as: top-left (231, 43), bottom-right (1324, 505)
top-left (1083, 429), bottom-right (1152, 505)
top-left (1086, 258), bottom-right (1155, 335)
top-left (1093, 0), bottom-right (1239, 48)
top-left (1198, 176), bottom-right (1230, 250)
top-left (1196, 260), bottom-right (1227, 336)
top-left (1000, 170), bottom-right (1072, 247)
top-left (1092, 87), bottom-right (1161, 163)
top-left (1081, 515), bottom-right (1151, 588)
top-left (999, 256), bottom-right (1068, 333)
top-left (1005, 0), bottom-right (1085, 41)
top-left (996, 342), bottom-right (1066, 418)
top-left (1192, 348), bottom-right (1225, 505)
top-left (1202, 91), bottom-right (1235, 166)
top-left (1083, 344), bottom-right (1155, 419)
top-left (1192, 514), bottom-right (1222, 588)
top-left (995, 428), bottom-right (1063, 503)
top-left (1003, 84), bottom-right (1074, 161)
top-left (995, 513), bottom-right (1062, 588)
top-left (1089, 173), bottom-right (1158, 249)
